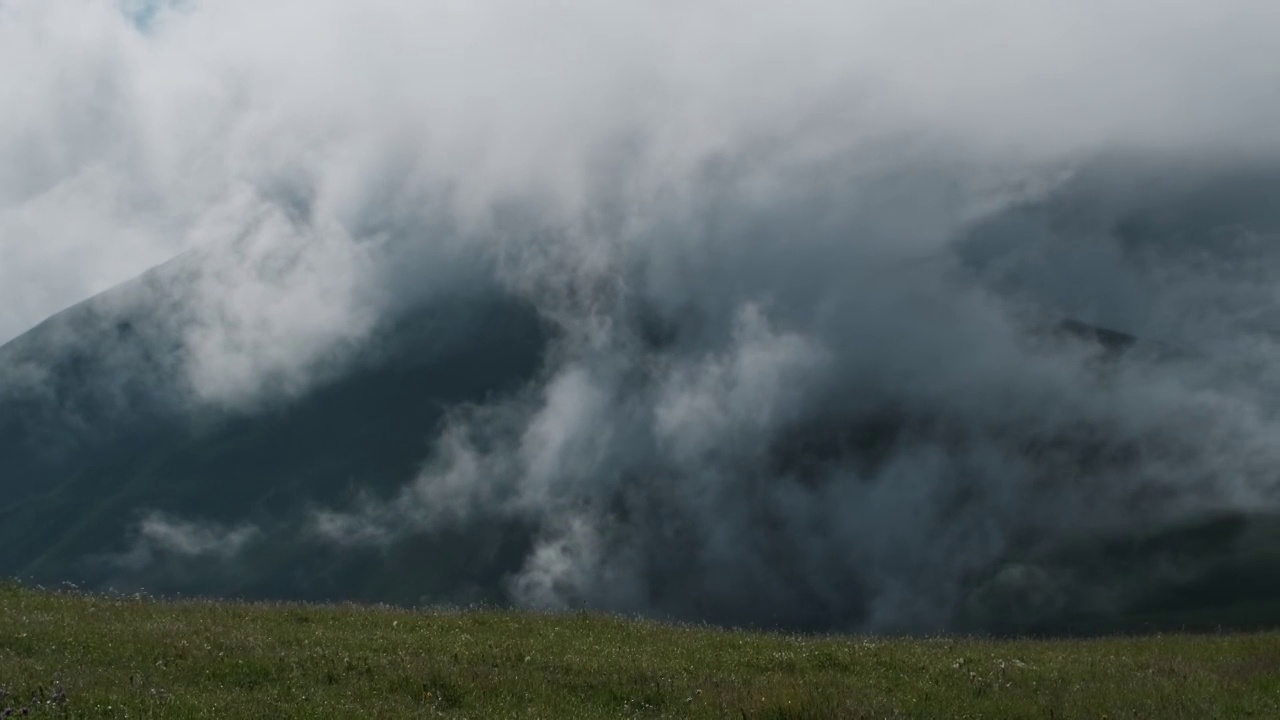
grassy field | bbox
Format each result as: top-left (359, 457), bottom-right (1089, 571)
top-left (1, 583), bottom-right (1278, 718)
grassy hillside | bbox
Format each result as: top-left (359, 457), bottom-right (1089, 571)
top-left (1, 584), bottom-right (1278, 719)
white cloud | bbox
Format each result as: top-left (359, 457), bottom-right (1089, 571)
top-left (2, 0), bottom-right (1279, 348)
top-left (113, 511), bottom-right (261, 570)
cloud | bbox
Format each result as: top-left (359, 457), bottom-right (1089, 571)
top-left (3, 0), bottom-right (1280, 632)
top-left (4, 0), bottom-right (1280, 344)
top-left (112, 511), bottom-right (261, 571)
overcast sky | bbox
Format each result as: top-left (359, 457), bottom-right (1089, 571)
top-left (1, 0), bottom-right (1279, 345)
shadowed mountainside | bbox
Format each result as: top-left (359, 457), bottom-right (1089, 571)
top-left (0, 253), bottom-right (551, 607)
top-left (4, 157), bottom-right (1280, 635)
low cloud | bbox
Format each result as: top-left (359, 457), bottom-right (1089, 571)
top-left (113, 512), bottom-right (261, 571)
top-left (3, 0), bottom-right (1280, 632)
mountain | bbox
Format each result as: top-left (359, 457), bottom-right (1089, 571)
top-left (4, 156), bottom-right (1280, 635)
top-left (0, 250), bottom-right (551, 606)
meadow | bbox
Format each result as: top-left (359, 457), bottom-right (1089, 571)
top-left (1, 582), bottom-right (1277, 718)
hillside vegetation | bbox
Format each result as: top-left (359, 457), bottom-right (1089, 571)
top-left (1, 583), bottom-right (1278, 718)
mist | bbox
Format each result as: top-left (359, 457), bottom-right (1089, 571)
top-left (3, 0), bottom-right (1280, 633)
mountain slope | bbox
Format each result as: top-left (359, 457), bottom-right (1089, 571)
top-left (0, 252), bottom-right (551, 605)
top-left (5, 156), bottom-right (1280, 634)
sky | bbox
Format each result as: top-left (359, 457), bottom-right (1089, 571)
top-left (2, 0), bottom-right (1279, 345)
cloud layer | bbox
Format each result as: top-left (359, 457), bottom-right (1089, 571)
top-left (5, 0), bottom-right (1280, 347)
top-left (3, 0), bottom-right (1280, 632)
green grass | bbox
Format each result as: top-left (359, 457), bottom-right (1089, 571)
top-left (1, 583), bottom-right (1278, 718)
